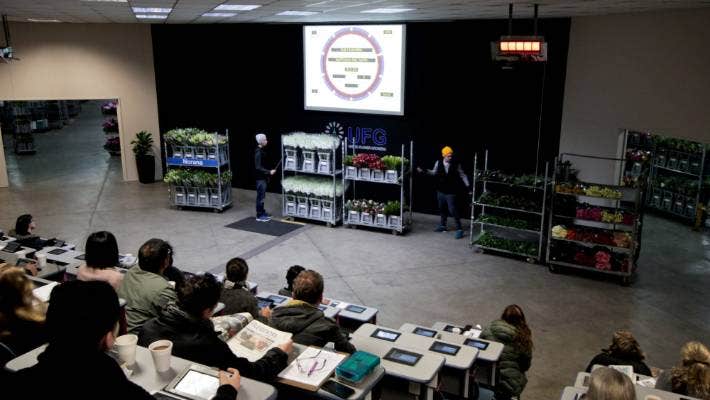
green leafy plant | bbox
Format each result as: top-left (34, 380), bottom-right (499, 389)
top-left (383, 200), bottom-right (401, 216)
top-left (475, 232), bottom-right (537, 256)
top-left (344, 155), bottom-right (354, 166)
top-left (131, 131), bottom-right (153, 157)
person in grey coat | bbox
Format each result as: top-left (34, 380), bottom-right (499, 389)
top-left (480, 304), bottom-right (533, 400)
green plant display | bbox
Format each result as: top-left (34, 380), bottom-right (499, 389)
top-left (163, 169), bottom-right (231, 187)
top-left (475, 232), bottom-right (537, 256)
top-left (131, 131), bottom-right (153, 156)
top-left (381, 155), bottom-right (409, 171)
top-left (476, 215), bottom-right (536, 230)
top-left (383, 200), bottom-right (401, 216)
top-left (478, 192), bottom-right (541, 212)
top-left (344, 155), bottom-right (354, 166)
top-left (164, 128), bottom-right (226, 146)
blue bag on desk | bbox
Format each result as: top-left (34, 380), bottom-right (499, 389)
top-left (335, 351), bottom-right (380, 384)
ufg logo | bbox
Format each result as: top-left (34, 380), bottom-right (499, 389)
top-left (323, 121), bottom-right (388, 152)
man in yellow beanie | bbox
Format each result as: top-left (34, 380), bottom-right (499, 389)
top-left (417, 146), bottom-right (470, 239)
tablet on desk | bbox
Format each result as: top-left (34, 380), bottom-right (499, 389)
top-left (256, 297), bottom-right (274, 309)
top-left (321, 379), bottom-right (355, 398)
top-left (48, 248), bottom-right (68, 255)
top-left (370, 328), bottom-right (400, 342)
top-left (164, 364), bottom-right (221, 400)
top-left (2, 242), bottom-right (22, 253)
top-left (384, 348), bottom-right (422, 367)
top-left (267, 294), bottom-right (287, 304)
top-left (443, 324), bottom-right (463, 333)
top-left (75, 253), bottom-right (86, 260)
top-left (412, 327), bottom-right (437, 337)
top-left (463, 338), bottom-right (489, 350)
top-left (429, 341), bottom-right (461, 356)
top-left (345, 304), bottom-right (366, 313)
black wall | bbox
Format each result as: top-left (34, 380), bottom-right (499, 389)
top-left (151, 19), bottom-right (570, 214)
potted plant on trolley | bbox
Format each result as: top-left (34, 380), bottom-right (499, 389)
top-left (131, 130), bottom-right (155, 184)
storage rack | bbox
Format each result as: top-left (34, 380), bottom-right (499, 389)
top-left (281, 133), bottom-right (342, 227)
top-left (164, 130), bottom-right (232, 212)
top-left (470, 150), bottom-right (549, 262)
top-left (546, 153), bottom-right (642, 285)
top-left (341, 140), bottom-right (414, 235)
top-left (102, 102), bottom-right (120, 156)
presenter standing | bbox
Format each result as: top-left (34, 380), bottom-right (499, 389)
top-left (254, 133), bottom-right (276, 222)
top-left (418, 146), bottom-right (470, 239)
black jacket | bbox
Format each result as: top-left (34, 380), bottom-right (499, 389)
top-left (138, 305), bottom-right (287, 380)
top-left (585, 352), bottom-right (652, 376)
top-left (220, 283), bottom-right (266, 323)
top-left (255, 147), bottom-right (271, 180)
top-left (269, 301), bottom-right (356, 354)
top-left (9, 345), bottom-right (153, 400)
top-left (0, 318), bottom-right (47, 368)
top-left (435, 158), bottom-right (465, 194)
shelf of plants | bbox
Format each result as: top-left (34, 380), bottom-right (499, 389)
top-left (102, 102), bottom-right (120, 156)
top-left (622, 130), bottom-right (709, 223)
top-left (341, 141), bottom-right (413, 234)
top-left (470, 150), bottom-right (549, 262)
top-left (281, 132), bottom-right (343, 226)
top-left (546, 153), bottom-right (642, 284)
top-left (163, 128), bottom-right (232, 212)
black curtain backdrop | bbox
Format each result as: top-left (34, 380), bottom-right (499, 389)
top-left (151, 19), bottom-right (570, 214)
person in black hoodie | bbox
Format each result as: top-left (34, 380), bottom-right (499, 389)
top-left (254, 133), bottom-right (276, 222)
top-left (139, 273), bottom-right (291, 379)
top-left (270, 269), bottom-right (355, 354)
top-left (219, 257), bottom-right (271, 322)
top-left (417, 146), bottom-right (470, 239)
top-left (585, 329), bottom-right (652, 376)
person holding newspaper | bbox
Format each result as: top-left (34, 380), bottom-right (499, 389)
top-left (138, 273), bottom-right (292, 380)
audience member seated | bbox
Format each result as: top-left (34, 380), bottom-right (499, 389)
top-left (0, 266), bottom-right (47, 369)
top-left (7, 214), bottom-right (54, 250)
top-left (139, 273), bottom-right (291, 380)
top-left (117, 238), bottom-right (177, 334)
top-left (278, 265), bottom-right (304, 297)
top-left (270, 269), bottom-right (355, 353)
top-left (480, 304), bottom-right (533, 400)
top-left (583, 367), bottom-right (635, 400)
top-left (220, 257), bottom-right (270, 322)
top-left (77, 231), bottom-right (124, 291)
top-left (9, 280), bottom-right (155, 399)
top-left (585, 329), bottom-right (652, 376)
top-left (655, 341), bottom-right (710, 399)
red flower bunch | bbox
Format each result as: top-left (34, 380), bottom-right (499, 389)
top-left (353, 153), bottom-right (383, 169)
top-left (594, 251), bottom-right (611, 270)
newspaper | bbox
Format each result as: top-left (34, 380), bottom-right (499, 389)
top-left (226, 320), bottom-right (292, 362)
top-left (212, 312), bottom-right (253, 341)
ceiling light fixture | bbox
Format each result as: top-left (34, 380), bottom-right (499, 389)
top-left (202, 12), bottom-right (237, 17)
top-left (135, 14), bottom-right (168, 19)
top-left (215, 5), bottom-right (261, 11)
top-left (132, 7), bottom-right (172, 13)
top-left (360, 8), bottom-right (414, 14)
top-left (81, 0), bottom-right (128, 2)
top-left (277, 11), bottom-right (319, 16)
top-left (492, 3), bottom-right (547, 62)
top-left (27, 18), bottom-right (62, 23)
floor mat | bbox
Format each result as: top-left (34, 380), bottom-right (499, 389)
top-left (225, 217), bottom-right (305, 236)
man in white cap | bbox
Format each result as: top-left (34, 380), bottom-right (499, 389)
top-left (255, 133), bottom-right (276, 222)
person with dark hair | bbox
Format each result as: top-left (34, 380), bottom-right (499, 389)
top-left (139, 273), bottom-right (291, 380)
top-left (585, 329), bottom-right (652, 376)
top-left (117, 238), bottom-right (177, 333)
top-left (278, 265), bottom-right (305, 297)
top-left (254, 133), bottom-right (276, 222)
top-left (219, 258), bottom-right (271, 322)
top-left (270, 270), bottom-right (355, 353)
top-left (480, 304), bottom-right (534, 400)
top-left (417, 146), bottom-right (471, 239)
top-left (8, 214), bottom-right (54, 250)
top-left (77, 231), bottom-right (123, 290)
top-left (0, 266), bottom-right (47, 370)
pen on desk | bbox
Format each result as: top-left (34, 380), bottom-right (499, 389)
top-left (307, 360), bottom-right (318, 377)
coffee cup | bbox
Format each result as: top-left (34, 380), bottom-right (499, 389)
top-left (114, 334), bottom-right (138, 365)
top-left (36, 254), bottom-right (47, 268)
top-left (644, 396), bottom-right (661, 400)
top-left (148, 340), bottom-right (173, 372)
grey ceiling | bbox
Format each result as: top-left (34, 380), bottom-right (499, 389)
top-left (1, 0), bottom-right (710, 24)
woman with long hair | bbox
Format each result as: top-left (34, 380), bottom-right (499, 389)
top-left (656, 341), bottom-right (710, 399)
top-left (0, 266), bottom-right (47, 368)
top-left (585, 329), bottom-right (652, 376)
top-left (584, 367), bottom-right (635, 400)
top-left (480, 304), bottom-right (533, 399)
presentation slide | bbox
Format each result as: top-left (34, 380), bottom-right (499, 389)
top-left (304, 25), bottom-right (405, 115)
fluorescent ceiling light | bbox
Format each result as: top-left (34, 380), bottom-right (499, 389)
top-left (277, 11), bottom-right (319, 16)
top-left (202, 12), bottom-right (237, 17)
top-left (361, 8), bottom-right (415, 13)
top-left (135, 14), bottom-right (168, 19)
top-left (27, 18), bottom-right (61, 23)
top-left (81, 0), bottom-right (127, 2)
top-left (132, 7), bottom-right (172, 13)
top-left (215, 5), bottom-right (261, 11)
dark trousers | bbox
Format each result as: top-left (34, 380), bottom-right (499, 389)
top-left (256, 179), bottom-right (267, 217)
top-left (437, 191), bottom-right (462, 230)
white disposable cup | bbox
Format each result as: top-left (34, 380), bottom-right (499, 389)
top-left (114, 334), bottom-right (138, 365)
top-left (36, 254), bottom-right (47, 268)
top-left (644, 396), bottom-right (661, 400)
top-left (148, 340), bottom-right (173, 372)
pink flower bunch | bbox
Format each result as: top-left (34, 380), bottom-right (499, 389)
top-left (102, 118), bottom-right (119, 133)
top-left (576, 206), bottom-right (602, 221)
top-left (352, 153), bottom-right (383, 169)
top-left (594, 251), bottom-right (611, 270)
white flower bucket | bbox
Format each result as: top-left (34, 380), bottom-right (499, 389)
top-left (372, 170), bottom-right (385, 182)
top-left (358, 168), bottom-right (371, 181)
top-left (345, 166), bottom-right (357, 179)
top-left (385, 170), bottom-right (398, 183)
top-left (375, 213), bottom-right (387, 227)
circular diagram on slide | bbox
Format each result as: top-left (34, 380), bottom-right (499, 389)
top-left (320, 27), bottom-right (384, 101)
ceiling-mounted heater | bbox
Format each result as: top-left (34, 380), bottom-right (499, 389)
top-left (1, 14), bottom-right (17, 63)
top-left (491, 4), bottom-right (547, 63)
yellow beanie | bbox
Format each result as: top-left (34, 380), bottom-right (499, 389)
top-left (441, 146), bottom-right (453, 157)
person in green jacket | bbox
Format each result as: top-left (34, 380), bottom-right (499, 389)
top-left (480, 304), bottom-right (533, 400)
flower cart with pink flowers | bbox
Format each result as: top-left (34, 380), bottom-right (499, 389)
top-left (546, 153), bottom-right (642, 285)
top-left (341, 140), bottom-right (413, 235)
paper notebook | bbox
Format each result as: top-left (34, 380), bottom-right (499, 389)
top-left (277, 346), bottom-right (348, 391)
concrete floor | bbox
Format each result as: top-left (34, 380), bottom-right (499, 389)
top-left (2, 102), bottom-right (709, 400)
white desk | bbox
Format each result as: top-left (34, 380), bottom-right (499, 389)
top-left (325, 299), bottom-right (378, 330)
top-left (258, 291), bottom-right (341, 320)
top-left (351, 323), bottom-right (446, 400)
top-left (5, 344), bottom-right (277, 400)
top-left (560, 385), bottom-right (700, 400)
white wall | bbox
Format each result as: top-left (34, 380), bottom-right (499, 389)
top-left (0, 22), bottom-right (160, 187)
top-left (560, 9), bottom-right (710, 181)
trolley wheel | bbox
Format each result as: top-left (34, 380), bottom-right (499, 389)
top-left (176, 206), bottom-right (183, 211)
top-left (548, 264), bottom-right (557, 273)
top-left (327, 222), bottom-right (333, 228)
top-left (392, 229), bottom-right (399, 236)
top-left (213, 208), bottom-right (221, 213)
top-left (526, 257), bottom-right (536, 264)
top-left (621, 276), bottom-right (632, 286)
